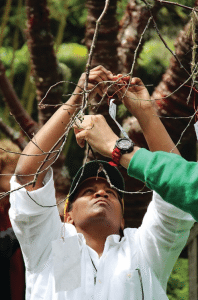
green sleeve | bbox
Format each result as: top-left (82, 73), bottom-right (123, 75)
top-left (127, 148), bottom-right (198, 221)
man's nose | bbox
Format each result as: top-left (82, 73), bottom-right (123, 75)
top-left (94, 189), bottom-right (108, 198)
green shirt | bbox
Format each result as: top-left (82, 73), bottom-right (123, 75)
top-left (128, 148), bottom-right (198, 221)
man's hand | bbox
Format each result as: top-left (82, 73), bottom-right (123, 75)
top-left (74, 115), bottom-right (118, 158)
top-left (73, 65), bottom-right (114, 102)
top-left (112, 75), bottom-right (154, 118)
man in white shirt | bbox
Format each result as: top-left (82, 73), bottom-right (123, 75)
top-left (9, 66), bottom-right (194, 299)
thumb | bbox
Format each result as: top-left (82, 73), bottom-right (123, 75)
top-left (75, 130), bottom-right (86, 148)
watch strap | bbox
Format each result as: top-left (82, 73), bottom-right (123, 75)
top-left (109, 147), bottom-right (121, 167)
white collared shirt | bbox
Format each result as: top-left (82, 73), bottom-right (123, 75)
top-left (9, 169), bottom-right (194, 300)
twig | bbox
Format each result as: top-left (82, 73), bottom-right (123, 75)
top-left (152, 17), bottom-right (190, 74)
top-left (0, 118), bottom-right (27, 150)
top-left (83, 0), bottom-right (110, 109)
top-left (119, 16), bottom-right (152, 102)
top-left (38, 80), bottom-right (69, 107)
top-left (152, 64), bottom-right (198, 102)
top-left (156, 0), bottom-right (198, 12)
top-left (141, 0), bottom-right (190, 76)
top-left (129, 17), bottom-right (152, 78)
top-left (171, 109), bottom-right (198, 153)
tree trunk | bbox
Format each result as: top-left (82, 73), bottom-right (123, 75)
top-left (25, 0), bottom-right (70, 198)
top-left (152, 17), bottom-right (198, 161)
top-left (25, 0), bottom-right (64, 127)
top-left (118, 0), bottom-right (161, 74)
top-left (85, 0), bottom-right (120, 73)
top-left (84, 0), bottom-right (121, 156)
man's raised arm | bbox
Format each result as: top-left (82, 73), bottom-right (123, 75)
top-left (15, 66), bottom-right (114, 190)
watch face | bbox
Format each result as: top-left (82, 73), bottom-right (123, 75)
top-left (117, 138), bottom-right (132, 150)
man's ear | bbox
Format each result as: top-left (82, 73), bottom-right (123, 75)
top-left (65, 211), bottom-right (74, 225)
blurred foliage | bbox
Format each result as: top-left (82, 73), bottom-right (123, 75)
top-left (48, 0), bottom-right (87, 44)
top-left (167, 258), bottom-right (189, 300)
top-left (117, 0), bottom-right (128, 21)
top-left (0, 44), bottom-right (29, 109)
top-left (48, 0), bottom-right (87, 27)
top-left (0, 42), bottom-right (87, 110)
top-left (57, 42), bottom-right (87, 81)
top-left (137, 37), bottom-right (174, 94)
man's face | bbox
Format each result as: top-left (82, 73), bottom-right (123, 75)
top-left (66, 177), bottom-right (124, 234)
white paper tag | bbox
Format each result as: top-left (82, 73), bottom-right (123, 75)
top-left (194, 121), bottom-right (198, 141)
top-left (52, 236), bottom-right (81, 292)
top-left (109, 99), bottom-right (129, 138)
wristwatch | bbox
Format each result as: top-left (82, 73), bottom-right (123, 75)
top-left (115, 137), bottom-right (134, 154)
top-left (109, 138), bottom-right (134, 167)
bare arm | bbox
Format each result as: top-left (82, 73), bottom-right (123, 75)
top-left (15, 66), bottom-right (114, 190)
top-left (113, 76), bottom-right (180, 155)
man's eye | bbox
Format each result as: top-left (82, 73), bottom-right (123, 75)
top-left (83, 188), bottom-right (94, 195)
top-left (106, 190), bottom-right (116, 196)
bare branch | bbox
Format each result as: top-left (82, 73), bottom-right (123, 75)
top-left (83, 0), bottom-right (110, 109)
top-left (0, 118), bottom-right (27, 150)
top-left (156, 0), bottom-right (198, 12)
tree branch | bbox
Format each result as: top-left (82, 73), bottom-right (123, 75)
top-left (0, 118), bottom-right (27, 150)
top-left (0, 60), bottom-right (38, 138)
top-left (156, 0), bottom-right (198, 12)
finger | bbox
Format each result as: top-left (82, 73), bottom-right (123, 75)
top-left (77, 67), bottom-right (113, 92)
top-left (112, 74), bottom-right (123, 82)
top-left (86, 74), bottom-right (107, 96)
top-left (74, 115), bottom-right (93, 130)
top-left (86, 82), bottom-right (104, 98)
top-left (75, 131), bottom-right (86, 148)
top-left (88, 72), bottom-right (109, 88)
top-left (73, 127), bottom-right (82, 135)
top-left (73, 118), bottom-right (84, 130)
top-left (87, 68), bottom-right (114, 96)
top-left (76, 70), bottom-right (108, 94)
top-left (91, 65), bottom-right (113, 79)
top-left (89, 68), bottom-right (114, 86)
top-left (131, 77), bottom-right (142, 85)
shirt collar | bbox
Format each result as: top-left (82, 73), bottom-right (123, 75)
top-left (64, 224), bottom-right (122, 250)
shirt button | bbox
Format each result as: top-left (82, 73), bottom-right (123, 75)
top-left (98, 280), bottom-right (102, 284)
top-left (127, 273), bottom-right (131, 278)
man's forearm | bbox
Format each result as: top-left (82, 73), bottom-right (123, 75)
top-left (119, 106), bottom-right (180, 169)
top-left (119, 147), bottom-right (140, 169)
top-left (15, 94), bottom-right (80, 189)
top-left (135, 106), bottom-right (180, 155)
top-left (15, 66), bottom-right (114, 190)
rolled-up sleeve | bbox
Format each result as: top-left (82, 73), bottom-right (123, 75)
top-left (9, 169), bottom-right (62, 272)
